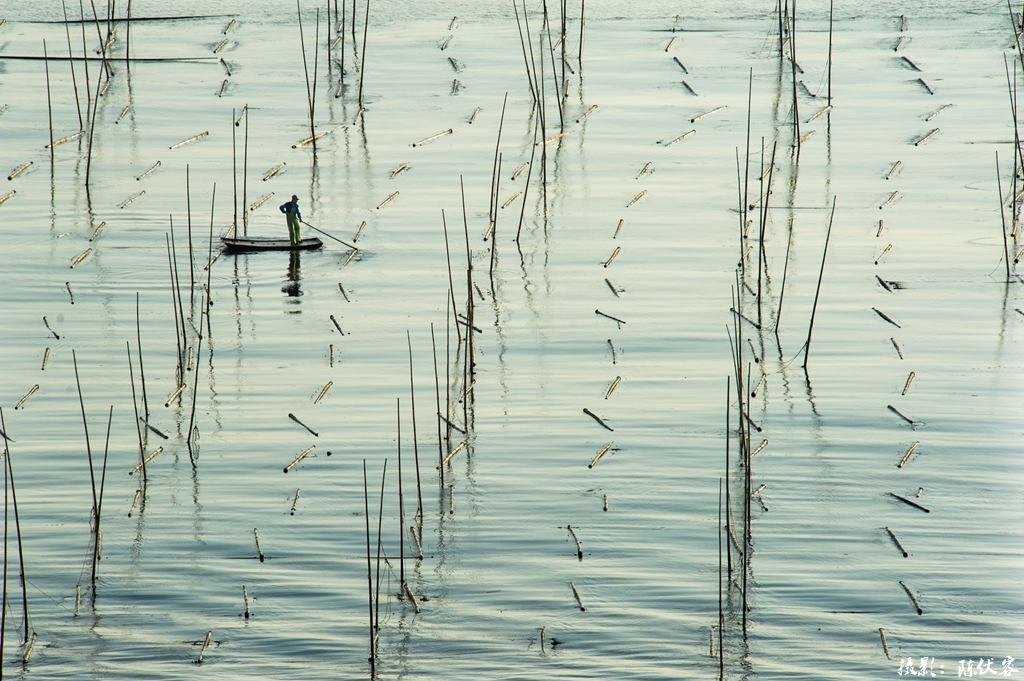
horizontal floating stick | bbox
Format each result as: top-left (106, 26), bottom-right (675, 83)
top-left (806, 105), bottom-right (832, 123)
top-left (483, 221), bottom-right (495, 241)
top-left (89, 221), bottom-right (106, 241)
top-left (605, 376), bottom-right (621, 399)
top-left (898, 442), bottom-right (919, 468)
top-left (690, 105), bottom-right (726, 123)
top-left (583, 407), bottom-right (613, 432)
top-left (673, 56), bottom-right (688, 73)
top-left (262, 163), bottom-right (285, 181)
top-left (595, 309), bottom-right (625, 326)
top-left (288, 413), bottom-right (319, 437)
top-left (15, 384), bottom-right (39, 410)
top-left (890, 492), bottom-right (929, 513)
top-left (914, 128), bottom-right (938, 146)
top-left (170, 131), bottom-right (209, 149)
top-left (137, 161), bottom-right (161, 181)
top-left (627, 190), bottom-right (646, 207)
top-left (411, 129), bottom-right (453, 148)
top-left (540, 131), bottom-right (570, 145)
top-left (391, 162), bottom-right (409, 177)
top-left (120, 190), bottom-right (146, 208)
top-left (886, 161), bottom-right (901, 180)
top-left (874, 244), bottom-right (892, 265)
top-left (314, 381), bottom-right (333, 404)
top-left (916, 78), bottom-right (934, 95)
top-left (46, 130), bottom-right (84, 148)
top-left (8, 162), bottom-right (32, 180)
top-left (292, 131), bottom-right (328, 148)
top-left (663, 130), bottom-right (695, 146)
top-left (569, 582), bottom-right (586, 611)
top-left (511, 163), bottom-right (529, 180)
top-left (70, 248), bottom-right (92, 268)
top-left (249, 192), bottom-right (273, 211)
top-left (891, 337), bottom-right (904, 359)
top-left (376, 191), bottom-right (399, 209)
top-left (129, 446), bottom-right (162, 475)
top-left (899, 580), bottom-right (923, 615)
top-left (589, 443), bottom-right (612, 468)
top-left (501, 192), bottom-right (520, 209)
top-left (575, 105), bottom-right (597, 123)
top-left (925, 104), bottom-right (952, 121)
top-left (902, 371), bottom-right (915, 395)
top-left (879, 191), bottom-right (898, 210)
top-left (165, 384), bottom-right (186, 407)
top-left (567, 524), bottom-right (583, 560)
top-left (284, 446), bottom-right (315, 473)
top-left (887, 405), bottom-right (915, 425)
top-left (603, 247), bottom-right (621, 268)
top-left (0, 190), bottom-right (15, 205)
top-left (873, 307), bottom-right (901, 328)
top-left (886, 527), bottom-right (909, 557)
top-left (792, 130), bottom-right (814, 147)
top-left (900, 55), bottom-right (921, 71)
top-left (438, 441), bottom-right (465, 468)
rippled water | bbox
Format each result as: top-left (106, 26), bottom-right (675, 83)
top-left (0, 1), bottom-right (1021, 679)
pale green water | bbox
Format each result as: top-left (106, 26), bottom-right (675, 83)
top-left (0, 2), bottom-right (1021, 679)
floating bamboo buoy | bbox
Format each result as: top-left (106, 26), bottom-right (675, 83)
top-left (128, 489), bottom-right (141, 516)
top-left (440, 35), bottom-right (452, 51)
top-left (672, 56), bottom-right (688, 73)
top-left (887, 405), bottom-right (915, 426)
top-left (636, 162), bottom-right (652, 179)
top-left (750, 439), bottom-right (768, 458)
top-left (890, 491), bottom-right (928, 513)
top-left (223, 18), bottom-right (235, 34)
top-left (288, 413), bottom-right (319, 437)
top-left (449, 16), bottom-right (458, 29)
top-left (70, 247), bottom-right (92, 268)
top-left (690, 106), bottom-right (726, 123)
top-left (15, 384), bottom-right (39, 410)
top-left (170, 131), bottom-right (209, 149)
top-left (249, 192), bottom-right (273, 211)
top-left (612, 219), bottom-right (625, 238)
top-left (540, 131), bottom-right (571, 145)
top-left (119, 190), bottom-right (146, 208)
top-left (329, 314), bottom-right (344, 336)
top-left (87, 224), bottom-right (104, 245)
top-left (116, 105), bottom-right (130, 123)
top-left (410, 525), bottom-right (424, 559)
top-left (567, 524), bottom-right (583, 560)
top-left (898, 442), bottom-right (919, 468)
top-left (604, 278), bottom-right (620, 297)
top-left (204, 249), bottom-right (224, 270)
top-left (292, 131), bottom-right (328, 148)
top-left (874, 244), bottom-right (892, 265)
top-left (886, 161), bottom-right (901, 180)
top-left (627, 190), bottom-right (646, 207)
top-left (663, 130), bottom-right (695, 146)
top-left (605, 376), bottom-right (621, 399)
top-left (916, 78), bottom-right (934, 95)
top-left (665, 36), bottom-right (676, 51)
top-left (595, 309), bottom-right (625, 327)
top-left (42, 315), bottom-right (59, 339)
top-left (7, 161), bottom-right (32, 180)
top-left (41, 347), bottom-right (50, 370)
top-left (873, 307), bottom-right (901, 328)
top-left (129, 447), bottom-right (162, 475)
top-left (0, 190), bottom-right (15, 205)
top-left (925, 104), bottom-right (952, 121)
top-left (792, 130), bottom-right (814, 147)
top-left (242, 585), bottom-right (251, 618)
top-left (213, 39), bottom-right (227, 54)
top-left (807, 105), bottom-right (832, 123)
top-left (438, 441), bottom-right (465, 468)
top-left (391, 162), bottom-right (409, 177)
top-left (914, 128), bottom-right (939, 146)
top-left (877, 275), bottom-right (893, 292)
top-left (751, 373), bottom-right (766, 397)
top-left (194, 630), bottom-right (212, 664)
top-left (449, 484), bottom-right (455, 513)
top-left (20, 633), bottom-right (37, 664)
top-left (569, 582), bottom-right (586, 611)
top-left (284, 446), bottom-right (315, 473)
top-left (607, 339), bottom-right (618, 364)
top-left (165, 384), bottom-right (186, 407)
top-left (260, 163), bottom-right (285, 181)
top-left (879, 191), bottom-right (898, 210)
top-left (893, 35), bottom-right (905, 51)
top-left (899, 580), bottom-right (923, 615)
top-left (900, 55), bottom-right (921, 71)
top-left (589, 443), bottom-right (612, 468)
top-left (403, 583), bottom-right (421, 613)
top-left (218, 79), bottom-right (228, 97)
top-left (376, 191), bottom-right (399, 209)
top-left (511, 163), bottom-right (529, 180)
top-left (902, 371), bottom-right (915, 395)
top-left (501, 192), bottom-right (520, 209)
top-left (46, 131), bottom-right (84, 148)
top-left (885, 527), bottom-right (909, 557)
top-left (583, 407), bottom-right (613, 432)
top-left (575, 105), bottom-right (598, 123)
top-left (891, 337), bottom-right (904, 359)
top-left (137, 161), bottom-right (161, 181)
top-left (603, 495), bottom-right (608, 511)
top-left (314, 381), bottom-right (333, 404)
top-left (876, 220), bottom-right (885, 237)
top-left (603, 247), bottom-right (621, 267)
top-left (343, 248), bottom-right (358, 267)
top-left (451, 79), bottom-right (460, 94)
top-left (879, 628), bottom-right (891, 659)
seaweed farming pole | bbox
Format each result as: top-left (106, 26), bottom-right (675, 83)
top-left (357, 0), bottom-right (370, 107)
top-left (242, 107), bottom-right (249, 235)
top-left (61, 0), bottom-right (85, 129)
top-left (44, 41), bottom-right (55, 168)
top-left (802, 197), bottom-right (836, 369)
top-left (1, 407), bottom-right (32, 652)
top-left (407, 331), bottom-right (424, 523)
top-left (73, 351), bottom-right (100, 582)
top-left (790, 1), bottom-right (801, 146)
top-left (512, 0), bottom-right (538, 104)
top-left (297, 2), bottom-right (317, 153)
top-left (827, 0), bottom-right (833, 104)
top-left (232, 110), bottom-right (238, 230)
top-left (431, 323), bottom-right (444, 487)
top-left (362, 461), bottom-right (375, 673)
top-left (78, 0), bottom-right (93, 123)
top-left (996, 153), bottom-right (1012, 281)
top-left (396, 399), bottom-right (406, 590)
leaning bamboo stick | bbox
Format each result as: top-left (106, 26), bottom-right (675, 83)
top-left (569, 582), bottom-right (586, 611)
top-left (376, 192), bottom-right (399, 209)
top-left (438, 441), bottom-right (465, 467)
top-left (589, 443), bottom-right (612, 468)
top-left (914, 128), bottom-right (939, 146)
top-left (15, 385), bottom-right (39, 410)
top-left (136, 161), bottom-right (161, 181)
top-left (292, 131), bottom-right (329, 148)
top-left (46, 131), bottom-right (85, 148)
top-left (284, 446), bottom-right (315, 473)
top-left (128, 447), bottom-right (162, 475)
top-left (897, 442), bottom-right (919, 468)
top-left (7, 162), bottom-right (32, 180)
top-left (690, 105), bottom-right (726, 123)
top-left (170, 131), bottom-right (209, 149)
top-left (412, 129), bottom-right (453, 147)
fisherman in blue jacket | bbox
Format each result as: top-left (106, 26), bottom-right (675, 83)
top-left (280, 195), bottom-right (301, 244)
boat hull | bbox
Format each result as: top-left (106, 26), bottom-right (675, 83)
top-left (221, 236), bottom-right (323, 252)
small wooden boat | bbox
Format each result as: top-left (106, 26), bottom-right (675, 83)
top-left (221, 236), bottom-right (323, 252)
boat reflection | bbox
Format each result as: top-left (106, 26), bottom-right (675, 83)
top-left (282, 250), bottom-right (302, 308)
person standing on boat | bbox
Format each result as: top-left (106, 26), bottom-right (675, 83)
top-left (280, 195), bottom-right (302, 244)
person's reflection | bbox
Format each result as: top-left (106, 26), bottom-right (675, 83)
top-left (282, 251), bottom-right (302, 308)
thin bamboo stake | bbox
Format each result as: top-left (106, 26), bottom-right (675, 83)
top-left (802, 197), bottom-right (836, 369)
